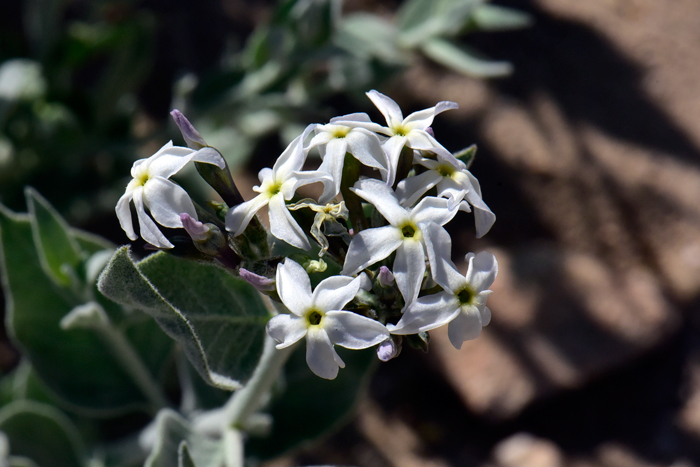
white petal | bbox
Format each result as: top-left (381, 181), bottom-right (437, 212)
top-left (266, 314), bottom-right (308, 348)
top-left (143, 177), bottom-right (196, 228)
top-left (447, 305), bottom-right (483, 350)
top-left (146, 145), bottom-right (196, 178)
top-left (411, 196), bottom-right (457, 226)
top-left (316, 138), bottom-right (346, 203)
top-left (289, 170), bottom-right (334, 200)
top-left (306, 327), bottom-right (344, 380)
top-left (190, 147), bottom-right (226, 169)
top-left (257, 167), bottom-right (273, 185)
top-left (307, 130), bottom-right (335, 148)
top-left (465, 251), bottom-right (498, 292)
top-left (393, 240), bottom-right (426, 305)
top-left (323, 311), bottom-right (389, 349)
top-left (132, 188), bottom-right (173, 248)
top-left (381, 136), bottom-right (408, 186)
top-left (366, 90), bottom-right (404, 129)
top-left (481, 306), bottom-right (492, 327)
top-left (274, 124), bottom-right (314, 180)
top-left (388, 291), bottom-right (460, 335)
top-left (422, 222), bottom-right (464, 292)
top-left (341, 225), bottom-right (403, 275)
top-left (395, 170), bottom-right (442, 208)
top-left (268, 194), bottom-right (310, 250)
top-left (116, 189), bottom-right (137, 240)
top-left (402, 100), bottom-right (458, 130)
top-left (406, 130), bottom-right (458, 163)
top-left (351, 178), bottom-right (408, 226)
top-left (276, 259), bottom-right (313, 316)
top-left (225, 194), bottom-right (269, 236)
top-left (465, 189), bottom-right (496, 238)
top-left (313, 275), bottom-right (360, 312)
top-left (330, 112), bottom-right (373, 124)
top-left (345, 129), bottom-right (388, 173)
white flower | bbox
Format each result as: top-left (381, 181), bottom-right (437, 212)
top-left (333, 90), bottom-right (459, 185)
top-left (341, 178), bottom-right (458, 306)
top-left (395, 153), bottom-right (496, 238)
top-left (388, 247), bottom-right (498, 350)
top-left (116, 142), bottom-right (225, 249)
top-left (266, 259), bottom-right (389, 379)
top-left (307, 119), bottom-right (389, 203)
top-left (225, 125), bottom-right (332, 250)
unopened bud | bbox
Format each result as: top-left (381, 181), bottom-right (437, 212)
top-left (171, 109), bottom-right (207, 149)
top-left (304, 259), bottom-right (327, 274)
top-left (377, 266), bottom-right (395, 287)
top-left (180, 213), bottom-right (209, 241)
top-left (377, 336), bottom-right (402, 362)
top-left (239, 268), bottom-right (276, 292)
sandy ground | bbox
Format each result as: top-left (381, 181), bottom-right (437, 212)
top-left (262, 0), bottom-right (700, 466)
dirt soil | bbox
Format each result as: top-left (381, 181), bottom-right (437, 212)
top-left (263, 0), bottom-right (700, 466)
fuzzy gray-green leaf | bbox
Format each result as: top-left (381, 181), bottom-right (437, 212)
top-left (98, 247), bottom-right (270, 390)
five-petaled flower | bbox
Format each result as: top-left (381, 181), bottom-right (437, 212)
top-left (334, 90), bottom-right (459, 186)
top-left (341, 178), bottom-right (458, 306)
top-left (266, 259), bottom-right (390, 379)
top-left (225, 125), bottom-right (332, 250)
top-left (389, 236), bottom-right (497, 350)
top-left (396, 153), bottom-right (496, 238)
top-left (116, 141), bottom-right (225, 249)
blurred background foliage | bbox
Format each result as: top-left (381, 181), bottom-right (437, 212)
top-left (0, 0), bottom-right (528, 231)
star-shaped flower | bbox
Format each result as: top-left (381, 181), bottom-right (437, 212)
top-left (395, 153), bottom-right (496, 238)
top-left (307, 119), bottom-right (389, 203)
top-left (225, 125), bottom-right (332, 250)
top-left (116, 142), bottom-right (225, 249)
top-left (333, 90), bottom-right (459, 185)
top-left (266, 259), bottom-right (389, 379)
top-left (341, 178), bottom-right (458, 306)
top-left (388, 236), bottom-right (497, 349)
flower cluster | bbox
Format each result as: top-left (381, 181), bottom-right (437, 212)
top-left (117, 91), bottom-right (498, 379)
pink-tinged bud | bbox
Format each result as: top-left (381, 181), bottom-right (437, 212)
top-left (239, 268), bottom-right (276, 292)
top-left (180, 213), bottom-right (209, 241)
top-left (378, 266), bottom-right (395, 287)
top-left (377, 338), bottom-right (401, 362)
top-left (425, 127), bottom-right (435, 137)
top-left (171, 110), bottom-right (207, 149)
top-left (348, 228), bottom-right (354, 236)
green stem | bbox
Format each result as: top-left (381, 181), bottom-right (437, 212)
top-left (340, 153), bottom-right (368, 232)
top-left (98, 324), bottom-right (169, 413)
top-left (223, 335), bottom-right (296, 428)
top-left (393, 145), bottom-right (415, 191)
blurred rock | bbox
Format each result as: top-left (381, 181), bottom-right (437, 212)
top-left (431, 245), bottom-right (679, 420)
top-left (492, 433), bottom-right (564, 467)
top-left (569, 443), bottom-right (696, 467)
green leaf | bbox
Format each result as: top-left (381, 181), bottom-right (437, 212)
top-left (246, 347), bottom-right (376, 459)
top-left (470, 4), bottom-right (532, 31)
top-left (9, 457), bottom-right (40, 467)
top-left (98, 247), bottom-right (270, 390)
top-left (397, 0), bottom-right (481, 46)
top-left (144, 409), bottom-right (224, 467)
top-left (0, 204), bottom-right (169, 413)
top-left (420, 38), bottom-right (512, 77)
top-left (25, 187), bottom-right (82, 286)
top-left (335, 14), bottom-right (409, 65)
top-left (0, 400), bottom-right (86, 467)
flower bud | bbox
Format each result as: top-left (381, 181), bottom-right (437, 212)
top-left (239, 268), bottom-right (276, 292)
top-left (171, 109), bottom-right (207, 149)
top-left (377, 336), bottom-right (402, 362)
top-left (377, 266), bottom-right (395, 287)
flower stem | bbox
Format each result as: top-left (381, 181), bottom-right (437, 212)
top-left (224, 335), bottom-right (295, 429)
top-left (341, 153), bottom-right (368, 232)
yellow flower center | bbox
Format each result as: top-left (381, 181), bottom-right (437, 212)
top-left (456, 286), bottom-right (476, 306)
top-left (332, 127), bottom-right (351, 138)
top-left (306, 309), bottom-right (324, 326)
